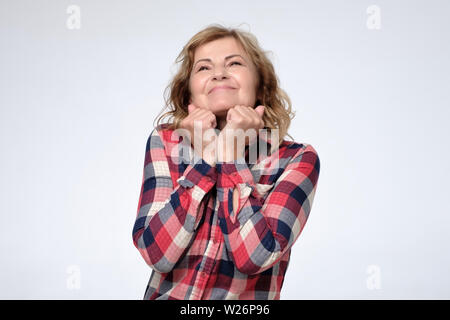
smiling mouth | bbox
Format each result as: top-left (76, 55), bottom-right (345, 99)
top-left (209, 86), bottom-right (236, 94)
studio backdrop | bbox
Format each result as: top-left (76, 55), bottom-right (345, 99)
top-left (0, 0), bottom-right (449, 299)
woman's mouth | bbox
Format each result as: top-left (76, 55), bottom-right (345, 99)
top-left (209, 86), bottom-right (236, 94)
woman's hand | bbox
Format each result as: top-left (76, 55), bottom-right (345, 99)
top-left (217, 105), bottom-right (265, 162)
top-left (225, 104), bottom-right (265, 132)
top-left (179, 103), bottom-right (218, 166)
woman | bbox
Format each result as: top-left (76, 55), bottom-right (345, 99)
top-left (132, 24), bottom-right (320, 300)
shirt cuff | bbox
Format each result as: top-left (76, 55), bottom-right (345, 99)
top-left (177, 157), bottom-right (217, 191)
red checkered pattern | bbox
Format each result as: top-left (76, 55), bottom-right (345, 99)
top-left (132, 123), bottom-right (320, 299)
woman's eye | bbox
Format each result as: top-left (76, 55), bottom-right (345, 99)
top-left (197, 61), bottom-right (241, 72)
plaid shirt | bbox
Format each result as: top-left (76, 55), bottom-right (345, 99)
top-left (132, 123), bottom-right (320, 300)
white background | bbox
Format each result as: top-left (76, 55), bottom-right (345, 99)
top-left (1, 0), bottom-right (449, 299)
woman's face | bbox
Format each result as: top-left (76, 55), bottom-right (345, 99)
top-left (189, 37), bottom-right (260, 120)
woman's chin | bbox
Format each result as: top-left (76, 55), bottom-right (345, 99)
top-left (209, 104), bottom-right (234, 117)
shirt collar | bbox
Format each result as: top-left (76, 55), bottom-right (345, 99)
top-left (244, 128), bottom-right (278, 160)
top-left (167, 125), bottom-right (277, 156)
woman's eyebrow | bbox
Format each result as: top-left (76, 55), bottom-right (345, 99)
top-left (194, 54), bottom-right (245, 67)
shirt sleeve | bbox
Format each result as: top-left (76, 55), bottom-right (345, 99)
top-left (215, 144), bottom-right (320, 275)
top-left (132, 127), bottom-right (217, 273)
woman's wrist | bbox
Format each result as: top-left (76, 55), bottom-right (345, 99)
top-left (203, 152), bottom-right (216, 167)
top-left (216, 133), bottom-right (245, 162)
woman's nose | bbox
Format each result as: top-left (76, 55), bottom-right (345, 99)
top-left (212, 68), bottom-right (228, 80)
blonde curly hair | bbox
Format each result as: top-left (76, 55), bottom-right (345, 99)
top-left (154, 23), bottom-right (295, 146)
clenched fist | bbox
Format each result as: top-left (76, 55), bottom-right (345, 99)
top-left (179, 104), bottom-right (218, 166)
top-left (217, 105), bottom-right (265, 162)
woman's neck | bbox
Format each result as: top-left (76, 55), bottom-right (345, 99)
top-left (217, 116), bottom-right (227, 131)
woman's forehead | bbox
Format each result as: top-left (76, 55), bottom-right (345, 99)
top-left (194, 37), bottom-right (247, 60)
